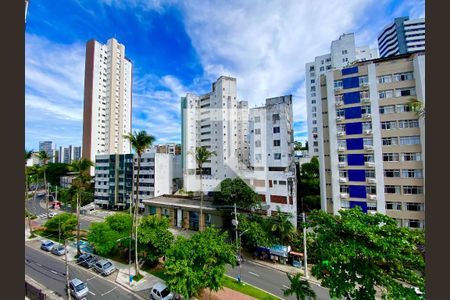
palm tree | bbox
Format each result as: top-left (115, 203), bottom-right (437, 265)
top-left (283, 273), bottom-right (316, 300)
top-left (190, 146), bottom-right (216, 231)
top-left (408, 98), bottom-right (425, 119)
top-left (270, 206), bottom-right (295, 245)
top-left (69, 158), bottom-right (94, 256)
top-left (25, 149), bottom-right (34, 237)
top-left (124, 130), bottom-right (156, 278)
top-left (37, 150), bottom-right (52, 218)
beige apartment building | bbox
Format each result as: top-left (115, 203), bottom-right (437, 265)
top-left (317, 52), bottom-right (425, 229)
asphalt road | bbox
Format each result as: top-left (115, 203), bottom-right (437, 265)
top-left (25, 244), bottom-right (143, 299)
top-left (226, 261), bottom-right (333, 300)
top-left (26, 193), bottom-right (47, 216)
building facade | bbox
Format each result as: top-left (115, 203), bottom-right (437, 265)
top-left (39, 141), bottom-right (56, 163)
top-left (82, 38), bottom-right (132, 174)
top-left (378, 17), bottom-right (425, 58)
top-left (305, 33), bottom-right (378, 157)
top-left (317, 52), bottom-right (425, 229)
top-left (94, 151), bottom-right (182, 210)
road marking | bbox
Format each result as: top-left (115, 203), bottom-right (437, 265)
top-left (283, 285), bottom-right (290, 289)
top-left (101, 286), bottom-right (117, 296)
top-left (50, 270), bottom-right (58, 275)
top-left (87, 273), bottom-right (103, 281)
top-left (36, 263), bottom-right (42, 267)
top-left (248, 271), bottom-right (260, 277)
top-left (89, 291), bottom-right (96, 296)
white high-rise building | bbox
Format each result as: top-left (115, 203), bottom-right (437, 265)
top-left (378, 17), bottom-right (425, 58)
top-left (39, 141), bottom-right (56, 163)
top-left (82, 38), bottom-right (132, 174)
top-left (181, 76), bottom-right (248, 193)
top-left (305, 33), bottom-right (378, 157)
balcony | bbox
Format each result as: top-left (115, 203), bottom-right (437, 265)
top-left (364, 129), bottom-right (373, 135)
top-left (340, 193), bottom-right (349, 199)
top-left (337, 131), bottom-right (345, 137)
top-left (367, 194), bottom-right (377, 201)
top-left (364, 145), bottom-right (374, 151)
top-left (336, 116), bottom-right (345, 122)
top-left (362, 113), bottom-right (372, 119)
top-left (339, 177), bottom-right (348, 183)
top-left (338, 146), bottom-right (346, 152)
top-left (366, 178), bottom-right (377, 184)
top-left (338, 161), bottom-right (347, 167)
top-left (335, 100), bottom-right (344, 107)
top-left (365, 161), bottom-right (375, 168)
top-left (361, 98), bottom-right (371, 103)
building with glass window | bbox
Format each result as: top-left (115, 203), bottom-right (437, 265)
top-left (305, 33), bottom-right (378, 157)
top-left (316, 52), bottom-right (425, 229)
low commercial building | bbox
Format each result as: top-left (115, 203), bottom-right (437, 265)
top-left (142, 195), bottom-right (224, 230)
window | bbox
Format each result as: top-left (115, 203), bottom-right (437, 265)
top-left (359, 76), bottom-right (369, 86)
top-left (310, 86), bottom-right (316, 92)
top-left (311, 99), bottom-right (316, 104)
top-left (403, 186), bottom-right (424, 195)
top-left (396, 104), bottom-right (413, 113)
top-left (363, 138), bottom-right (373, 146)
top-left (367, 202), bottom-right (377, 211)
top-left (310, 79), bottom-right (315, 84)
top-left (309, 66), bottom-right (315, 71)
top-left (255, 140), bottom-right (261, 147)
top-left (386, 202), bottom-right (402, 210)
top-left (254, 129), bottom-right (261, 135)
top-left (338, 154), bottom-right (346, 162)
top-left (273, 127), bottom-right (280, 133)
top-left (383, 153), bottom-right (399, 161)
top-left (254, 116), bottom-right (261, 123)
top-left (406, 203), bottom-right (424, 211)
top-left (272, 114), bottom-right (280, 122)
top-left (339, 170), bottom-right (348, 178)
top-left (398, 119), bottom-right (419, 129)
top-left (395, 87), bottom-right (416, 97)
top-left (402, 152), bottom-right (421, 161)
top-left (378, 89), bottom-right (394, 99)
top-left (334, 80), bottom-right (343, 89)
top-left (379, 105), bottom-right (396, 114)
top-left (278, 180), bottom-right (286, 185)
top-left (384, 169), bottom-right (400, 177)
top-left (360, 90), bottom-right (370, 100)
top-left (337, 124), bottom-right (345, 132)
top-left (364, 154), bottom-right (374, 162)
top-left (342, 58), bottom-right (348, 62)
top-left (382, 137), bottom-right (398, 146)
top-left (336, 109), bottom-right (345, 117)
top-left (361, 106), bottom-right (371, 114)
top-left (399, 136), bottom-right (420, 145)
top-left (273, 140), bottom-right (281, 147)
top-left (337, 139), bottom-right (346, 148)
top-left (402, 169), bottom-right (423, 178)
top-left (335, 94), bottom-right (343, 102)
top-left (274, 153), bottom-right (281, 160)
top-left (326, 57), bottom-right (332, 62)
top-left (320, 66), bottom-right (325, 72)
top-left (312, 107), bottom-right (316, 112)
top-left (394, 72), bottom-right (414, 81)
top-left (341, 201), bottom-right (350, 209)
top-left (365, 170), bottom-right (375, 178)
top-left (381, 121), bottom-right (397, 130)
top-left (385, 185), bottom-right (401, 194)
top-left (340, 185), bottom-right (349, 193)
top-left (377, 74), bottom-right (392, 84)
top-left (326, 65), bottom-right (332, 70)
top-left (362, 122), bottom-right (372, 131)
top-left (366, 186), bottom-right (376, 194)
top-left (407, 219), bottom-right (423, 229)
top-left (342, 50), bottom-right (348, 55)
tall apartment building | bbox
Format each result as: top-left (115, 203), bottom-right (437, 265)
top-left (378, 17), bottom-right (425, 58)
top-left (82, 38), bottom-right (132, 174)
top-left (181, 76), bottom-right (249, 193)
top-left (305, 33), bottom-right (378, 157)
top-left (245, 96), bottom-right (297, 223)
top-left (59, 145), bottom-right (82, 164)
top-left (39, 141), bottom-right (56, 163)
top-left (94, 151), bottom-right (182, 210)
top-left (317, 52), bottom-right (425, 229)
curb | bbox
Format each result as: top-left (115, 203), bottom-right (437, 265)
top-left (114, 275), bottom-right (147, 300)
top-left (224, 274), bottom-right (282, 300)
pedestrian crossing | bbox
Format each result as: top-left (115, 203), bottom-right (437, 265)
top-left (37, 214), bottom-right (48, 219)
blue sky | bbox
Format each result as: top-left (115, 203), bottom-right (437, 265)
top-left (25, 0), bottom-right (425, 150)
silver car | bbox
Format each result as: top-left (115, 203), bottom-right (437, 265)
top-left (150, 282), bottom-right (174, 300)
top-left (67, 278), bottom-right (89, 299)
top-left (51, 244), bottom-right (66, 256)
top-left (40, 240), bottom-right (55, 252)
top-left (94, 259), bottom-right (116, 276)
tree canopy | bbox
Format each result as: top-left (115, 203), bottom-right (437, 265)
top-left (164, 227), bottom-right (236, 299)
top-left (87, 222), bottom-right (121, 256)
top-left (308, 207), bottom-right (425, 300)
top-left (137, 215), bottom-right (174, 264)
top-left (298, 157), bottom-right (320, 212)
top-left (43, 213), bottom-right (77, 239)
top-left (214, 177), bottom-right (260, 209)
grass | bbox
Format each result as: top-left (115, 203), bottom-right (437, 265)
top-left (222, 276), bottom-right (280, 300)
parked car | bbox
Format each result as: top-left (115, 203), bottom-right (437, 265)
top-left (51, 244), bottom-right (66, 256)
top-left (66, 278), bottom-right (89, 299)
top-left (48, 212), bottom-right (57, 218)
top-left (150, 282), bottom-right (174, 300)
top-left (93, 259), bottom-right (116, 276)
top-left (40, 240), bottom-right (55, 252)
top-left (77, 253), bottom-right (97, 269)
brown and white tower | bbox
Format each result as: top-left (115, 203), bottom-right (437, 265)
top-left (82, 38), bottom-right (132, 174)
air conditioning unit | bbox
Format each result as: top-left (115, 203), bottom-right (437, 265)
top-left (337, 131), bottom-right (345, 136)
top-left (340, 193), bottom-right (349, 199)
top-left (336, 116), bottom-right (344, 122)
top-left (361, 98), bottom-right (371, 103)
top-left (366, 178), bottom-right (377, 184)
top-left (338, 146), bottom-right (346, 152)
top-left (338, 162), bottom-right (347, 167)
top-left (339, 177), bottom-right (348, 183)
top-left (367, 194), bottom-right (377, 200)
top-left (364, 129), bottom-right (373, 135)
top-left (362, 113), bottom-right (372, 119)
top-left (364, 145), bottom-right (374, 151)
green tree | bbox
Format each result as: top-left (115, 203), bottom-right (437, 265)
top-left (43, 213), bottom-right (77, 239)
top-left (25, 149), bottom-right (34, 237)
top-left (237, 214), bottom-right (271, 249)
top-left (268, 206), bottom-right (295, 245)
top-left (87, 222), bottom-right (121, 256)
top-left (45, 163), bottom-right (70, 187)
top-left (164, 227), bottom-right (236, 299)
top-left (298, 157), bottom-right (321, 212)
top-left (124, 130), bottom-right (156, 277)
top-left (283, 273), bottom-right (316, 300)
top-left (138, 215), bottom-right (174, 264)
top-left (214, 177), bottom-right (259, 209)
top-left (408, 97), bottom-right (425, 119)
top-left (105, 212), bottom-right (133, 235)
top-left (190, 147), bottom-right (216, 232)
top-left (69, 158), bottom-right (94, 256)
top-left (308, 207), bottom-right (425, 300)
top-left (294, 141), bottom-right (303, 151)
top-left (37, 150), bottom-right (52, 218)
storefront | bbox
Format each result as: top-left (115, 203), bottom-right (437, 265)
top-left (289, 251), bottom-right (304, 268)
top-left (269, 245), bottom-right (291, 264)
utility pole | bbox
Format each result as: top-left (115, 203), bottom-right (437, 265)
top-left (129, 156), bottom-right (133, 286)
top-left (55, 185), bottom-right (58, 203)
top-left (64, 239), bottom-right (71, 300)
top-left (233, 202), bottom-right (238, 249)
top-left (302, 212), bottom-right (308, 279)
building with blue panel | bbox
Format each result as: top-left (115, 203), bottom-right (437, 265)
top-left (315, 52), bottom-right (425, 229)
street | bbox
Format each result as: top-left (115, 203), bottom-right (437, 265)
top-left (25, 243), bottom-right (144, 299)
top-left (226, 262), bottom-right (333, 300)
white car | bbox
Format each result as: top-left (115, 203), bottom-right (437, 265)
top-left (67, 278), bottom-right (89, 299)
top-left (48, 212), bottom-right (57, 218)
top-left (150, 282), bottom-right (174, 300)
